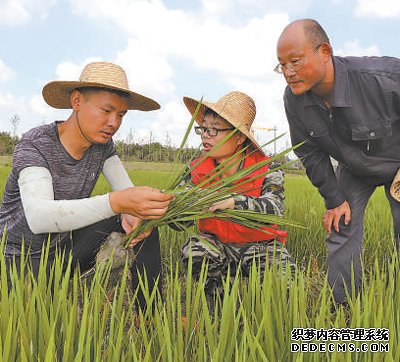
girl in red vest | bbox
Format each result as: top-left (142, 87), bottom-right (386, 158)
top-left (180, 91), bottom-right (296, 303)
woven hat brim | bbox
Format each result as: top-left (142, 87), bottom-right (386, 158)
top-left (390, 169), bottom-right (400, 202)
top-left (183, 96), bottom-right (264, 155)
top-left (42, 81), bottom-right (160, 111)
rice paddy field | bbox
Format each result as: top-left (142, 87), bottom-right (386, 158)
top-left (0, 162), bottom-right (398, 361)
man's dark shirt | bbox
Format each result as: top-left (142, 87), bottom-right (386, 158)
top-left (284, 55), bottom-right (400, 209)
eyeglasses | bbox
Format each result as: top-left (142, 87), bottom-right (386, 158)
top-left (274, 44), bottom-right (323, 74)
top-left (194, 126), bottom-right (235, 137)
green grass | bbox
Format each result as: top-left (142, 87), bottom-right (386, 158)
top-left (0, 165), bottom-right (398, 361)
top-left (94, 171), bottom-right (396, 272)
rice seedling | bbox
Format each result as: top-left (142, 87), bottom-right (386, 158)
top-left (1, 234), bottom-right (397, 361)
top-left (1, 111), bottom-right (398, 359)
top-left (125, 104), bottom-right (304, 249)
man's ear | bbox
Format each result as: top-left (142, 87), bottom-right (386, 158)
top-left (237, 133), bottom-right (247, 146)
top-left (70, 90), bottom-right (82, 111)
top-left (320, 42), bottom-right (332, 62)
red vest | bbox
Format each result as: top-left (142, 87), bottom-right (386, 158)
top-left (190, 152), bottom-right (288, 244)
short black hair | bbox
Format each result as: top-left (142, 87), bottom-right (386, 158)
top-left (203, 108), bottom-right (228, 123)
top-left (76, 86), bottom-right (130, 99)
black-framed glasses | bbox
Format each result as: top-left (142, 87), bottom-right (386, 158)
top-left (274, 44), bottom-right (323, 74)
top-left (194, 126), bottom-right (235, 137)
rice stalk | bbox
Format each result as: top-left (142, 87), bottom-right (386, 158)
top-left (125, 101), bottom-right (304, 247)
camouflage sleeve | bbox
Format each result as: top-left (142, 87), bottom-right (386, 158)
top-left (233, 162), bottom-right (285, 216)
top-left (171, 166), bottom-right (195, 231)
top-left (178, 165), bottom-right (194, 188)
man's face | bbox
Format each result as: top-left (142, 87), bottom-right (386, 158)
top-left (74, 90), bottom-right (129, 144)
top-left (276, 27), bottom-right (326, 95)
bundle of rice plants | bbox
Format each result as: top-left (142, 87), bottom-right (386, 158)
top-left (125, 101), bottom-right (304, 247)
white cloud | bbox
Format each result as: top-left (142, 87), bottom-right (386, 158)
top-left (223, 75), bottom-right (290, 154)
top-left (336, 39), bottom-right (381, 56)
top-left (67, 0), bottom-right (291, 145)
top-left (183, 13), bottom-right (287, 78)
top-left (53, 57), bottom-right (103, 80)
top-left (149, 99), bottom-right (198, 145)
top-left (200, 0), bottom-right (312, 21)
top-left (29, 93), bottom-right (71, 131)
top-left (0, 59), bottom-right (16, 82)
top-left (70, 0), bottom-right (288, 78)
top-left (115, 39), bottom-right (175, 99)
top-left (23, 57), bottom-right (102, 133)
top-left (0, 92), bottom-right (25, 111)
top-left (354, 0), bottom-right (400, 18)
top-left (329, 0), bottom-right (348, 5)
top-left (200, 0), bottom-right (231, 16)
top-left (0, 0), bottom-right (57, 26)
top-left (115, 99), bottom-right (196, 147)
top-left (0, 0), bottom-right (30, 26)
top-left (30, 94), bottom-right (54, 120)
top-left (0, 92), bottom-right (29, 134)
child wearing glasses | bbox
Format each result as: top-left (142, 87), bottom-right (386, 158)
top-left (180, 91), bottom-right (296, 309)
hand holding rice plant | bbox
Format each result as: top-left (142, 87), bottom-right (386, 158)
top-left (125, 94), bottom-right (304, 248)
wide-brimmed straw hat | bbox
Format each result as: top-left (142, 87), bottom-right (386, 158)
top-left (183, 91), bottom-right (263, 154)
top-left (390, 169), bottom-right (400, 202)
top-left (42, 61), bottom-right (160, 111)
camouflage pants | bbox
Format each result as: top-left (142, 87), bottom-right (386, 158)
top-left (181, 232), bottom-right (296, 296)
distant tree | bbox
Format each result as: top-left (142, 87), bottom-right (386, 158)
top-left (0, 131), bottom-right (15, 155)
top-left (164, 132), bottom-right (173, 162)
top-left (126, 128), bottom-right (134, 144)
top-left (10, 113), bottom-right (20, 149)
top-left (148, 131), bottom-right (153, 161)
top-left (10, 114), bottom-right (20, 136)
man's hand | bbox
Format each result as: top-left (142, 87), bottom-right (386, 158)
top-left (121, 214), bottom-right (153, 248)
top-left (109, 186), bottom-right (173, 220)
top-left (208, 197), bottom-right (235, 212)
top-left (121, 213), bottom-right (140, 234)
top-left (323, 200), bottom-right (351, 234)
top-left (128, 228), bottom-right (152, 248)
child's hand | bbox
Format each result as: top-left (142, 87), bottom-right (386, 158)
top-left (128, 229), bottom-right (153, 248)
top-left (209, 197), bottom-right (235, 212)
top-left (121, 214), bottom-right (141, 234)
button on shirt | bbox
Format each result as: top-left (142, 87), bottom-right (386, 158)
top-left (284, 56), bottom-right (400, 209)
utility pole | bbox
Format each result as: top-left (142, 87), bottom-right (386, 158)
top-left (9, 114), bottom-right (20, 150)
top-left (271, 125), bottom-right (277, 154)
top-left (252, 125), bottom-right (278, 155)
top-left (148, 131), bottom-right (153, 162)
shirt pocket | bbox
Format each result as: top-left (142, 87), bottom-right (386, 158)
top-left (350, 117), bottom-right (393, 154)
top-left (306, 127), bottom-right (330, 138)
top-left (351, 117), bottom-right (392, 141)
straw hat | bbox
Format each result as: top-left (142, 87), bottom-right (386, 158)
top-left (42, 61), bottom-right (160, 111)
top-left (390, 168), bottom-right (400, 202)
top-left (183, 91), bottom-right (263, 154)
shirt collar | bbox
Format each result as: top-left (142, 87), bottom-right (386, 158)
top-left (301, 56), bottom-right (352, 108)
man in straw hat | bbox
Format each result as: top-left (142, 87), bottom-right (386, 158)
top-left (276, 18), bottom-right (400, 304)
top-left (0, 61), bottom-right (173, 310)
top-left (180, 91), bottom-right (296, 306)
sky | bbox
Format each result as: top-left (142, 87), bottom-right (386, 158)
top-left (0, 0), bottom-right (400, 154)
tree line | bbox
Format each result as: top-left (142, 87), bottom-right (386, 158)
top-left (0, 114), bottom-right (20, 154)
top-left (2, 114), bottom-right (302, 168)
top-left (0, 131), bottom-right (201, 162)
top-left (0, 132), bottom-right (19, 155)
top-left (115, 140), bottom-right (201, 163)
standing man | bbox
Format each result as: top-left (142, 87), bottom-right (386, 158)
top-left (1, 61), bottom-right (173, 310)
top-left (275, 19), bottom-right (400, 303)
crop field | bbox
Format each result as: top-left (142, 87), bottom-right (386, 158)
top-left (0, 164), bottom-right (398, 361)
